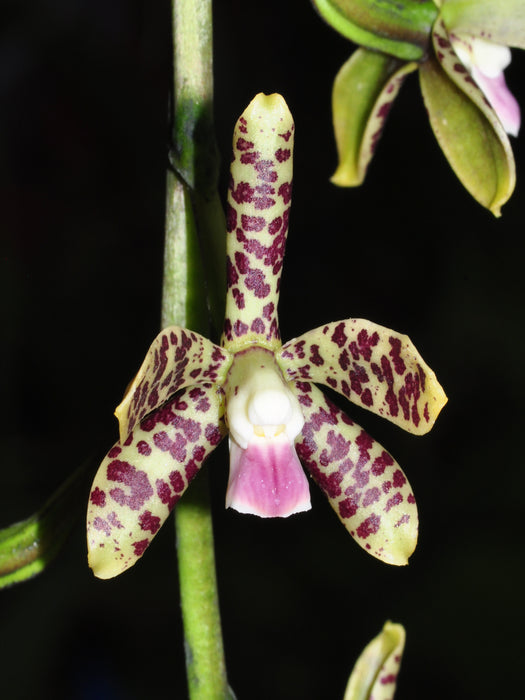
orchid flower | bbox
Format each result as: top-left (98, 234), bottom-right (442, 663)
top-left (312, 0), bottom-right (524, 215)
top-left (343, 621), bottom-right (405, 700)
top-left (87, 93), bottom-right (447, 580)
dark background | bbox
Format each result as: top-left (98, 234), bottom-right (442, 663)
top-left (2, 1), bottom-right (524, 698)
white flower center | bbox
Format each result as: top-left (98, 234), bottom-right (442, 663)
top-left (225, 348), bottom-right (304, 450)
top-left (451, 34), bottom-right (511, 79)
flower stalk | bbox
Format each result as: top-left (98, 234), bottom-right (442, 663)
top-left (166, 0), bottom-right (230, 698)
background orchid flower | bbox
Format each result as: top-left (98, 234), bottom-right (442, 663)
top-left (87, 93), bottom-right (447, 579)
top-left (343, 621), bottom-right (405, 700)
top-left (312, 0), bottom-right (524, 215)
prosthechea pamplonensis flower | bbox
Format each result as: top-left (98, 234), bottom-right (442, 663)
top-left (343, 621), bottom-right (405, 700)
top-left (312, 0), bottom-right (524, 215)
top-left (87, 93), bottom-right (447, 579)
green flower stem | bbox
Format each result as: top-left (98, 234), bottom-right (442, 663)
top-left (164, 1), bottom-right (230, 698)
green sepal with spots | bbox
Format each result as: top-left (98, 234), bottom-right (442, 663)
top-left (311, 0), bottom-right (437, 60)
top-left (331, 47), bottom-right (417, 186)
top-left (420, 19), bottom-right (515, 217)
top-left (87, 383), bottom-right (227, 579)
top-left (278, 319), bottom-right (447, 436)
top-left (115, 326), bottom-right (231, 441)
top-left (221, 93), bottom-right (294, 353)
top-left (293, 383), bottom-right (417, 566)
top-left (343, 621), bottom-right (406, 700)
top-left (439, 0), bottom-right (525, 50)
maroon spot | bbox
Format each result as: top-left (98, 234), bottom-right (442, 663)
top-left (241, 214), bottom-right (266, 232)
top-left (240, 151), bottom-right (259, 164)
top-left (326, 377), bottom-right (337, 388)
top-left (93, 516), bottom-right (111, 536)
top-left (339, 496), bottom-right (359, 519)
top-left (407, 493), bottom-right (416, 504)
top-left (363, 487), bottom-right (380, 507)
top-left (356, 514), bottom-right (381, 539)
top-left (132, 539), bottom-right (150, 556)
top-left (137, 440), bottom-right (152, 456)
top-left (245, 268), bottom-right (271, 298)
top-left (254, 196), bottom-right (275, 210)
top-left (392, 469), bottom-right (406, 488)
top-left (361, 388), bottom-right (373, 406)
top-left (255, 160), bottom-right (278, 182)
top-left (251, 317), bottom-right (265, 334)
top-left (169, 470), bottom-right (185, 493)
top-left (234, 251), bottom-right (249, 274)
top-left (279, 129), bottom-right (292, 142)
top-left (371, 451), bottom-right (394, 476)
top-left (205, 423), bottom-right (223, 446)
top-left (389, 337), bottom-right (406, 375)
top-left (262, 302), bottom-right (274, 320)
top-left (236, 137), bottom-right (254, 151)
top-left (232, 181), bottom-right (254, 204)
top-left (139, 510), bottom-right (161, 534)
top-left (278, 182), bottom-right (292, 204)
top-left (156, 478), bottom-right (178, 510)
top-left (309, 344), bottom-right (324, 367)
top-left (331, 322), bottom-right (347, 348)
top-left (107, 460), bottom-right (154, 511)
top-left (233, 287), bottom-right (245, 309)
top-left (90, 487), bottom-right (106, 507)
top-left (233, 319), bottom-right (249, 336)
top-left (275, 148), bottom-right (290, 162)
top-left (385, 492), bottom-right (403, 512)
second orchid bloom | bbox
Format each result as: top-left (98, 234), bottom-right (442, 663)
top-left (313, 0), bottom-right (523, 215)
top-left (87, 94), bottom-right (447, 579)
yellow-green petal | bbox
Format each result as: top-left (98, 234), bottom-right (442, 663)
top-left (331, 48), bottom-right (417, 186)
top-left (420, 20), bottom-right (515, 216)
top-left (115, 326), bottom-right (231, 441)
top-left (343, 621), bottom-right (406, 700)
top-left (87, 383), bottom-right (226, 579)
top-left (293, 383), bottom-right (418, 566)
top-left (278, 319), bottom-right (447, 436)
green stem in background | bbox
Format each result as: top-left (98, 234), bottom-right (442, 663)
top-left (164, 1), bottom-right (230, 698)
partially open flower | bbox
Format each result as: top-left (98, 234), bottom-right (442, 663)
top-left (87, 93), bottom-right (447, 579)
top-left (314, 0), bottom-right (524, 215)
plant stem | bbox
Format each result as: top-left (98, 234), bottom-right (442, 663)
top-left (163, 1), bottom-right (230, 698)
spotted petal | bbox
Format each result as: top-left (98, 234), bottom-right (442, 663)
top-left (222, 93), bottom-right (294, 352)
top-left (331, 47), bottom-right (417, 187)
top-left (292, 382), bottom-right (417, 566)
top-left (87, 383), bottom-right (226, 579)
top-left (115, 326), bottom-right (231, 441)
top-left (278, 319), bottom-right (447, 435)
top-left (420, 18), bottom-right (515, 216)
top-left (343, 621), bottom-right (405, 700)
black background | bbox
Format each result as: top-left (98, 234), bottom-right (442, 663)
top-left (2, 1), bottom-right (525, 698)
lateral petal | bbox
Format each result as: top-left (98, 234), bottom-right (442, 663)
top-left (292, 382), bottom-right (418, 566)
top-left (331, 47), bottom-right (417, 187)
top-left (87, 383), bottom-right (226, 579)
top-left (278, 319), bottom-right (447, 435)
top-left (115, 326), bottom-right (231, 441)
top-left (420, 20), bottom-right (515, 216)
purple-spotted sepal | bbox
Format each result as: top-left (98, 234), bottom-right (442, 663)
top-left (222, 93), bottom-right (294, 352)
top-left (293, 383), bottom-right (417, 566)
top-left (87, 384), bottom-right (226, 579)
top-left (278, 319), bottom-right (447, 436)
